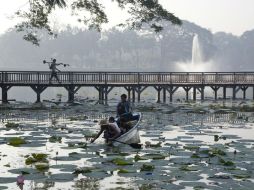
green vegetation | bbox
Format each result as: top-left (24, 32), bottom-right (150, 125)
top-left (8, 137), bottom-right (26, 146)
top-left (139, 184), bottom-right (155, 190)
top-left (69, 115), bottom-right (88, 121)
top-left (219, 157), bottom-right (234, 166)
top-left (184, 146), bottom-right (200, 151)
top-left (111, 158), bottom-right (133, 166)
top-left (73, 167), bottom-right (93, 175)
top-left (143, 153), bottom-right (166, 160)
top-left (117, 169), bottom-right (136, 174)
top-left (35, 163), bottom-right (49, 171)
top-left (233, 174), bottom-right (251, 179)
top-left (67, 142), bottom-right (87, 149)
top-left (5, 122), bottom-right (19, 128)
top-left (134, 154), bottom-right (148, 162)
top-left (140, 164), bottom-right (155, 171)
top-left (180, 165), bottom-right (198, 172)
top-left (25, 153), bottom-right (48, 165)
top-left (49, 136), bottom-right (62, 143)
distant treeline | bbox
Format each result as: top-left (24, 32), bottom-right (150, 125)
top-left (0, 20), bottom-right (253, 71)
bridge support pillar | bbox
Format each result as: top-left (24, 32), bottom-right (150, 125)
top-left (31, 86), bottom-right (47, 103)
top-left (223, 87), bottom-right (227, 99)
top-left (211, 86), bottom-right (220, 100)
top-left (197, 87), bottom-right (205, 101)
top-left (1, 86), bottom-right (11, 104)
top-left (99, 87), bottom-right (104, 104)
top-left (183, 87), bottom-right (191, 101)
top-left (232, 86), bottom-right (240, 100)
top-left (104, 86), bottom-right (113, 105)
top-left (193, 87), bottom-right (196, 101)
top-left (166, 86), bottom-right (178, 102)
top-left (163, 88), bottom-right (166, 103)
top-left (135, 86), bottom-right (147, 102)
top-left (154, 86), bottom-right (162, 103)
top-left (65, 85), bottom-right (81, 103)
top-left (137, 87), bottom-right (141, 102)
top-left (241, 86), bottom-right (248, 99)
top-left (124, 86), bottom-right (132, 102)
top-left (201, 87), bottom-right (204, 101)
top-left (253, 86), bottom-right (254, 100)
top-left (132, 87), bottom-right (135, 103)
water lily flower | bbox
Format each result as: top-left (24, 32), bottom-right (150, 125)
top-left (17, 175), bottom-right (25, 184)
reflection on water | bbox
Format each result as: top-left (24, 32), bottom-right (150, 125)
top-left (0, 101), bottom-right (254, 189)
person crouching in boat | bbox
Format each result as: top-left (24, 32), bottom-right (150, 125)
top-left (91, 117), bottom-right (121, 143)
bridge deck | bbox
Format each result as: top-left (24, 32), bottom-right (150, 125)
top-left (1, 71), bottom-right (254, 86)
top-left (1, 71), bottom-right (254, 103)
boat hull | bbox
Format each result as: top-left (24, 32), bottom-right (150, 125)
top-left (112, 113), bottom-right (141, 146)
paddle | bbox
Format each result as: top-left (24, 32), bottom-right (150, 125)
top-left (111, 139), bottom-right (142, 149)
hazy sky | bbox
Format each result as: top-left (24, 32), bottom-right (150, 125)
top-left (0, 0), bottom-right (254, 36)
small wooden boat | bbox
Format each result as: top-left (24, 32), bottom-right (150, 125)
top-left (112, 112), bottom-right (141, 146)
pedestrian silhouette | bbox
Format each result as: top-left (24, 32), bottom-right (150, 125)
top-left (43, 58), bottom-right (69, 84)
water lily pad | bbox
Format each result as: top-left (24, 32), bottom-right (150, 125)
top-left (83, 171), bottom-right (111, 179)
top-left (0, 177), bottom-right (16, 184)
top-left (8, 167), bottom-right (38, 175)
top-left (49, 173), bottom-right (75, 182)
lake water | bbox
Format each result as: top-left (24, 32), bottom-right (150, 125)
top-left (0, 100), bottom-right (254, 190)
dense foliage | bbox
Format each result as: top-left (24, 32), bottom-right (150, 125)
top-left (15, 0), bottom-right (181, 45)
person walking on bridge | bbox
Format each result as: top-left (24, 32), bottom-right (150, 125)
top-left (43, 58), bottom-right (69, 84)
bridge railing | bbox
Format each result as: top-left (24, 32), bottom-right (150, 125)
top-left (1, 71), bottom-right (254, 85)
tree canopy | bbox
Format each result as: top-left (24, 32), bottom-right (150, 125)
top-left (15, 0), bottom-right (181, 45)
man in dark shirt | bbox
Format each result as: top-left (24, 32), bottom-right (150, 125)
top-left (117, 94), bottom-right (131, 117)
top-left (117, 94), bottom-right (139, 121)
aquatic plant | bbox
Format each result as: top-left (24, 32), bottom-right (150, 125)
top-left (233, 174), bottom-right (251, 179)
top-left (143, 153), bottom-right (166, 160)
top-left (49, 136), bottom-right (62, 143)
top-left (239, 105), bottom-right (254, 112)
top-left (25, 153), bottom-right (48, 165)
top-left (146, 141), bottom-right (162, 148)
top-left (5, 122), bottom-right (19, 128)
top-left (8, 137), bottom-right (26, 146)
top-left (219, 157), bottom-right (234, 166)
top-left (184, 146), bottom-right (200, 151)
top-left (111, 158), bottom-right (133, 166)
top-left (140, 164), bottom-right (155, 171)
top-left (73, 167), bottom-right (93, 175)
top-left (139, 184), bottom-right (155, 190)
top-left (35, 163), bottom-right (49, 171)
top-left (180, 165), bottom-right (198, 172)
top-left (134, 154), bottom-right (147, 162)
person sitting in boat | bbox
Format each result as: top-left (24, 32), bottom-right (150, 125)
top-left (119, 117), bottom-right (131, 133)
top-left (117, 94), bottom-right (139, 122)
top-left (90, 117), bottom-right (121, 143)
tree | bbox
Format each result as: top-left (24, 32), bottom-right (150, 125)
top-left (15, 0), bottom-right (181, 45)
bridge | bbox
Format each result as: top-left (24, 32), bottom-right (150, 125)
top-left (1, 71), bottom-right (254, 103)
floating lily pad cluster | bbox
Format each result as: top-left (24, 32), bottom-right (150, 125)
top-left (0, 100), bottom-right (254, 189)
